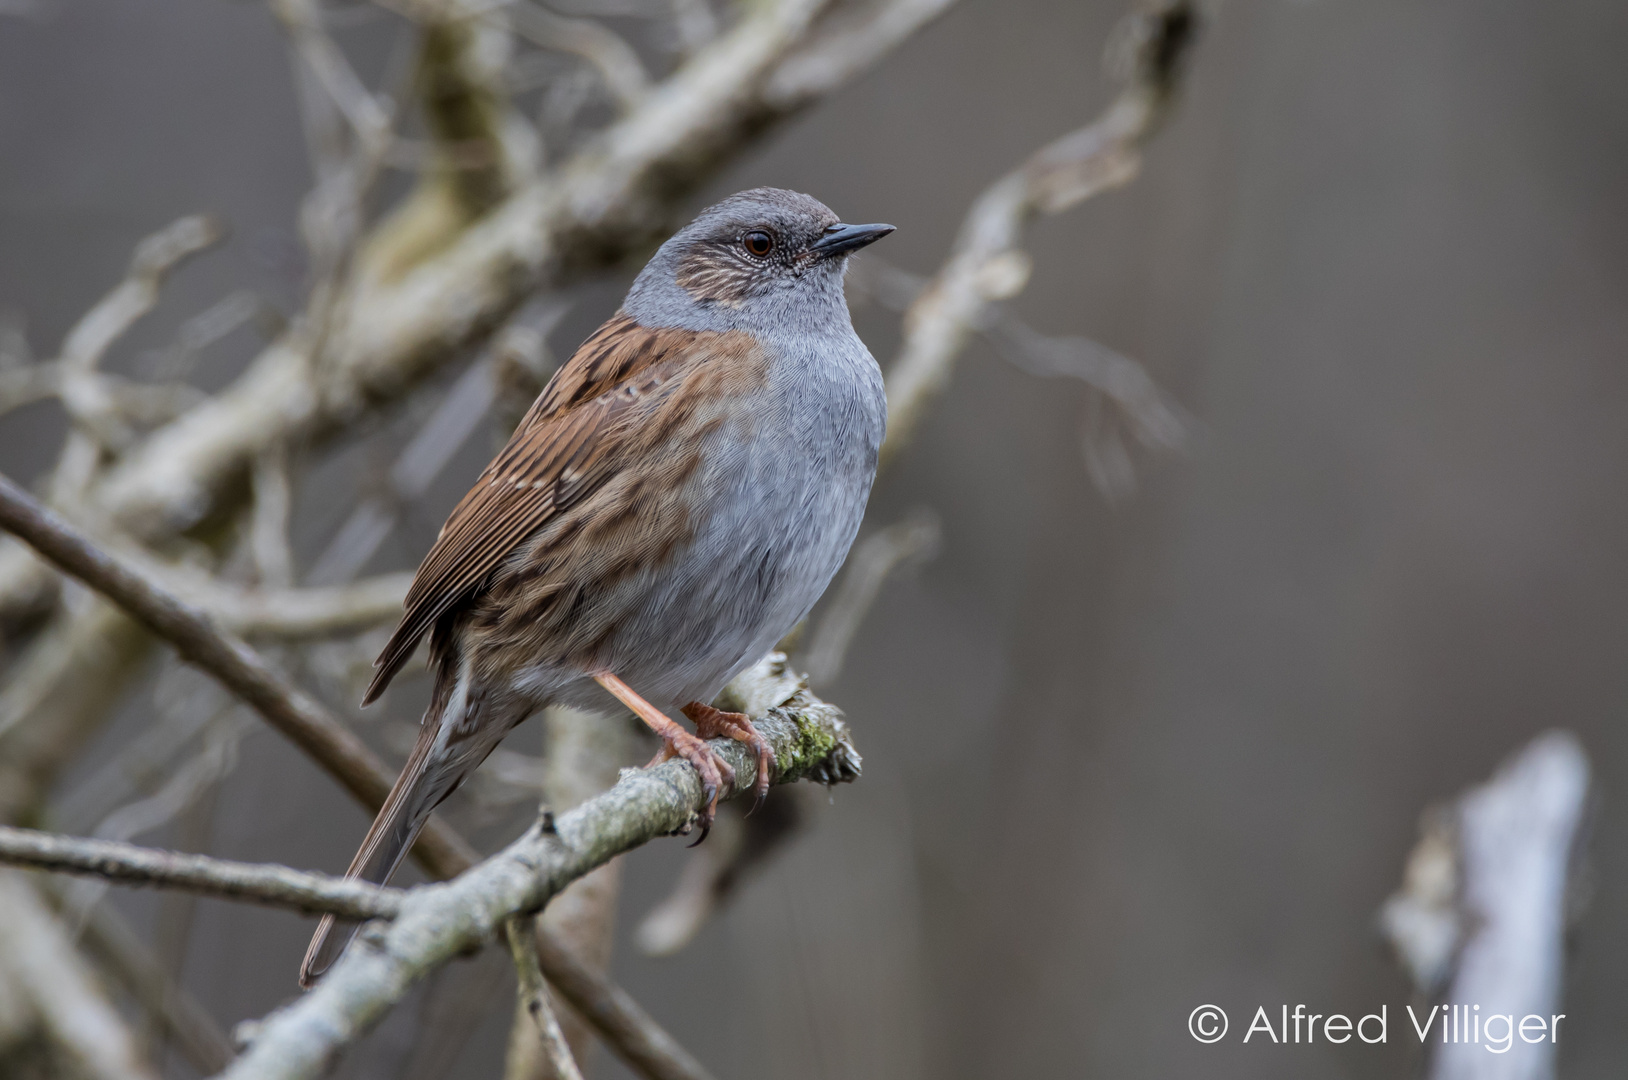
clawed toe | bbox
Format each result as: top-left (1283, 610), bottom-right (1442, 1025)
top-left (682, 702), bottom-right (773, 813)
top-left (596, 674), bottom-right (773, 843)
top-left (648, 725), bottom-right (733, 844)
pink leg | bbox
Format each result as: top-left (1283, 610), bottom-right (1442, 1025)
top-left (593, 673), bottom-right (733, 841)
top-left (681, 702), bottom-right (773, 813)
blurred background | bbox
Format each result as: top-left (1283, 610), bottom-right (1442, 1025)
top-left (2, 0), bottom-right (1625, 1077)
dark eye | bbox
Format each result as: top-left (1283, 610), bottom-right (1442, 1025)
top-left (742, 231), bottom-right (774, 257)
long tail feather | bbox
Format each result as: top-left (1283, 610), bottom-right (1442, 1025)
top-left (299, 722), bottom-right (445, 987)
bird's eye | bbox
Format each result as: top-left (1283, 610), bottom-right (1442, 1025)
top-left (742, 231), bottom-right (774, 257)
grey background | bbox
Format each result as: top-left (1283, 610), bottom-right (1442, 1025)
top-left (3, 0), bottom-right (1626, 1076)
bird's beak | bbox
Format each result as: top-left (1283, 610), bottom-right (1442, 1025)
top-left (811, 222), bottom-right (896, 258)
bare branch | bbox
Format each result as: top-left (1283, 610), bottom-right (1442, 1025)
top-left (199, 574), bottom-right (414, 638)
top-left (0, 308), bottom-right (32, 369)
top-left (0, 471), bottom-right (476, 878)
top-left (305, 296), bottom-right (570, 587)
top-left (532, 927), bottom-right (713, 1080)
top-left (58, 716), bottom-right (248, 929)
top-left (763, 0), bottom-right (957, 109)
top-left (0, 363), bottom-right (61, 415)
top-left (250, 446), bottom-right (296, 588)
top-left (881, 0), bottom-right (1196, 463)
top-left (0, 826), bottom-right (400, 921)
top-left (47, 215), bottom-right (224, 506)
top-left (268, 0), bottom-right (393, 153)
top-left (57, 216), bottom-right (227, 378)
top-left (0, 602), bottom-right (153, 823)
top-left (0, 0), bottom-right (964, 796)
top-left (221, 653), bottom-right (856, 1080)
top-left (1380, 731), bottom-right (1590, 1080)
top-left (0, 872), bottom-right (160, 1080)
top-left (633, 791), bottom-right (799, 958)
top-left (849, 254), bottom-right (1184, 493)
top-left (666, 0), bottom-right (717, 57)
top-left (53, 666), bottom-right (226, 835)
top-left (505, 915), bottom-right (585, 1080)
top-left (0, 0), bottom-right (899, 615)
top-left (508, 2), bottom-right (650, 112)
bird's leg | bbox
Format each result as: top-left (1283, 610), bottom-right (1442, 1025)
top-left (681, 702), bottom-right (773, 814)
top-left (593, 673), bottom-right (733, 841)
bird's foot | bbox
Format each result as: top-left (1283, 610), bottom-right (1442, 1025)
top-left (594, 672), bottom-right (735, 843)
top-left (682, 701), bottom-right (773, 813)
top-left (645, 721), bottom-right (736, 842)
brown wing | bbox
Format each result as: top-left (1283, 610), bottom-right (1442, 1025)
top-left (363, 313), bottom-right (744, 704)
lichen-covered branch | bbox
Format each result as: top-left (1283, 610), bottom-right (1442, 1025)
top-left (220, 654), bottom-right (857, 1080)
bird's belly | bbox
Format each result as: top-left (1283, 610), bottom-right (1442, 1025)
top-left (606, 440), bottom-right (867, 701)
top-left (517, 394), bottom-right (877, 712)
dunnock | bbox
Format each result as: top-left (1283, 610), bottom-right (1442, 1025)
top-left (302, 188), bottom-right (893, 984)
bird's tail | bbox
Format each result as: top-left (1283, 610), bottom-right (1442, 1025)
top-left (299, 719), bottom-right (447, 987)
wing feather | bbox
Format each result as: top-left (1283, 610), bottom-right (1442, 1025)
top-left (362, 313), bottom-right (739, 704)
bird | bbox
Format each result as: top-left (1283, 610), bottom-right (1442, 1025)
top-left (301, 188), bottom-right (894, 986)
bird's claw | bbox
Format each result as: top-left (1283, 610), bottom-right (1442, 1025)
top-left (682, 701), bottom-right (773, 815)
top-left (646, 725), bottom-right (734, 844)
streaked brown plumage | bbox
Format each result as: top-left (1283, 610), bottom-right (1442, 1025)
top-left (366, 316), bottom-right (767, 703)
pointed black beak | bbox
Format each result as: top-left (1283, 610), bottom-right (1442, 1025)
top-left (811, 222), bottom-right (896, 258)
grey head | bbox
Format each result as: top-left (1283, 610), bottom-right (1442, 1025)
top-left (623, 188), bottom-right (894, 336)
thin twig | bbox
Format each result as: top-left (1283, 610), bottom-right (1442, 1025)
top-left (0, 825), bottom-right (401, 921)
top-left (984, 312), bottom-right (1186, 496)
top-left (268, 0), bottom-right (392, 153)
top-left (881, 0), bottom-right (1197, 463)
top-left (508, 1), bottom-right (649, 111)
top-left (60, 717), bottom-right (249, 932)
top-left (47, 215), bottom-right (225, 506)
top-left (57, 217), bottom-right (228, 378)
top-left (504, 704), bottom-right (636, 1076)
top-left (505, 915), bottom-right (585, 1080)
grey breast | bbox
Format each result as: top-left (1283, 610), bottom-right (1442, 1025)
top-left (600, 319), bottom-right (885, 709)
